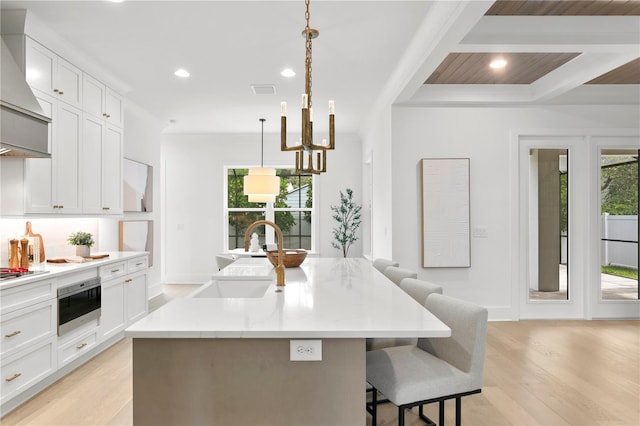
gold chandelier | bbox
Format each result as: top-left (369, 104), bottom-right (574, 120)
top-left (280, 0), bottom-right (334, 175)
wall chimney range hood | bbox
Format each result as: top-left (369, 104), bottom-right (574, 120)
top-left (1, 37), bottom-right (51, 158)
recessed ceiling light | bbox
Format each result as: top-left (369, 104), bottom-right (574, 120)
top-left (490, 59), bottom-right (507, 69)
top-left (174, 69), bottom-right (190, 78)
top-left (281, 68), bottom-right (296, 78)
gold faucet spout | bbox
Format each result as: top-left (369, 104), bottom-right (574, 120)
top-left (244, 220), bottom-right (285, 286)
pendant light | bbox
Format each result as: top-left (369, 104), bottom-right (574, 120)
top-left (244, 118), bottom-right (280, 203)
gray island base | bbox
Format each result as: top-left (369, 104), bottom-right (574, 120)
top-left (133, 338), bottom-right (364, 425)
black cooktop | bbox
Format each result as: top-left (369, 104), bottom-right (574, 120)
top-left (0, 267), bottom-right (49, 281)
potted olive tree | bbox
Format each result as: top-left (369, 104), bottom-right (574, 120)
top-left (68, 231), bottom-right (95, 257)
top-left (330, 188), bottom-right (362, 258)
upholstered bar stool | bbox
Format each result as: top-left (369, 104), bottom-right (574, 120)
top-left (366, 293), bottom-right (489, 426)
top-left (383, 266), bottom-right (417, 286)
top-left (373, 258), bottom-right (399, 274)
top-left (399, 278), bottom-right (443, 306)
top-left (366, 278), bottom-right (440, 352)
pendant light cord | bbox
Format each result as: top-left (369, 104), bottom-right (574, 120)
top-left (260, 118), bottom-right (266, 167)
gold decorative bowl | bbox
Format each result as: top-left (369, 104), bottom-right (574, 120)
top-left (266, 249), bottom-right (307, 268)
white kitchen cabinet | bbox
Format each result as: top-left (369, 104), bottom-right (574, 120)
top-left (0, 299), bottom-right (56, 359)
top-left (0, 277), bottom-right (57, 406)
top-left (24, 90), bottom-right (82, 214)
top-left (100, 277), bottom-right (126, 341)
top-left (82, 115), bottom-right (122, 214)
top-left (25, 37), bottom-right (82, 108)
top-left (125, 271), bottom-right (148, 325)
top-left (83, 73), bottom-right (123, 127)
top-left (57, 327), bottom-right (99, 368)
top-left (99, 256), bottom-right (148, 341)
top-left (0, 338), bottom-right (56, 405)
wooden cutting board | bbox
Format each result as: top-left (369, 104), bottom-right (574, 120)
top-left (47, 254), bottom-right (110, 263)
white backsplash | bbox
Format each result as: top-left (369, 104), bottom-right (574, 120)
top-left (1, 218), bottom-right (100, 264)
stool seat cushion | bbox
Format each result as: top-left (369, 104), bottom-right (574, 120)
top-left (367, 345), bottom-right (475, 406)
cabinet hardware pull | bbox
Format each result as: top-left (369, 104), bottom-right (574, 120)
top-left (103, 113), bottom-right (108, 117)
top-left (76, 343), bottom-right (87, 350)
top-left (125, 279), bottom-right (133, 283)
top-left (102, 207), bottom-right (110, 210)
top-left (136, 262), bottom-right (143, 266)
top-left (111, 269), bottom-right (121, 273)
top-left (5, 373), bottom-right (21, 382)
top-left (58, 91), bottom-right (64, 95)
top-left (4, 330), bottom-right (21, 338)
top-left (53, 88), bottom-right (59, 93)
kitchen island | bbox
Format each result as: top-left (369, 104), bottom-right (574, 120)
top-left (125, 257), bottom-right (449, 425)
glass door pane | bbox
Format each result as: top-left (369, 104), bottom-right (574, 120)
top-left (529, 148), bottom-right (569, 301)
top-left (600, 149), bottom-right (638, 300)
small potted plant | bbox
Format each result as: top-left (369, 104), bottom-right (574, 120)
top-left (68, 231), bottom-right (95, 257)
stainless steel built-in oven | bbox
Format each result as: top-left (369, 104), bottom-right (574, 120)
top-left (57, 276), bottom-right (101, 336)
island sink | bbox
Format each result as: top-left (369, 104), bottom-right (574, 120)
top-left (190, 279), bottom-right (271, 298)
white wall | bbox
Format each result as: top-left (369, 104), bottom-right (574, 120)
top-left (390, 105), bottom-right (639, 319)
top-left (360, 104), bottom-right (394, 262)
top-left (161, 132), bottom-right (362, 283)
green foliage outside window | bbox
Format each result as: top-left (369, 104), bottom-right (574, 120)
top-left (227, 168), bottom-right (313, 249)
top-left (601, 159), bottom-right (638, 215)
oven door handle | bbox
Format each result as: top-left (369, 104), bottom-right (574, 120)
top-left (58, 280), bottom-right (101, 297)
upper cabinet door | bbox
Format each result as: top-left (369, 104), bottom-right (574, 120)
top-left (25, 38), bottom-right (55, 94)
top-left (83, 74), bottom-right (123, 127)
top-left (83, 73), bottom-right (106, 120)
top-left (105, 89), bottom-right (123, 127)
top-left (56, 58), bottom-right (82, 108)
top-left (25, 37), bottom-right (82, 108)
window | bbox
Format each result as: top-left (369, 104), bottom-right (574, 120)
top-left (225, 168), bottom-right (315, 251)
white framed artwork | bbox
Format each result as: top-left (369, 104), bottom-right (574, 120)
top-left (421, 158), bottom-right (470, 268)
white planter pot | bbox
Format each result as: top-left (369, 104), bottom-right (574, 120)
top-left (76, 245), bottom-right (90, 257)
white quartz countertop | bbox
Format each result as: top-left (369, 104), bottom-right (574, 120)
top-left (125, 257), bottom-right (451, 339)
top-left (0, 251), bottom-right (148, 290)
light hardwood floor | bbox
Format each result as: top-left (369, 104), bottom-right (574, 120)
top-left (2, 286), bottom-right (638, 425)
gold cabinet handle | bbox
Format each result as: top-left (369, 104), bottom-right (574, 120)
top-left (76, 343), bottom-right (87, 350)
top-left (111, 269), bottom-right (121, 273)
top-left (102, 207), bottom-right (110, 210)
top-left (58, 91), bottom-right (64, 95)
top-left (102, 113), bottom-right (108, 117)
top-left (4, 330), bottom-right (21, 338)
top-left (125, 278), bottom-right (133, 283)
top-left (5, 373), bottom-right (21, 382)
top-left (53, 88), bottom-right (59, 93)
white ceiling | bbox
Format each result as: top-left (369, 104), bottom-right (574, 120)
top-left (1, 1), bottom-right (638, 135)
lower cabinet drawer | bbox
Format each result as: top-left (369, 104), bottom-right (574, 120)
top-left (1, 299), bottom-right (56, 358)
top-left (58, 329), bottom-right (98, 368)
top-left (127, 256), bottom-right (148, 274)
top-left (0, 338), bottom-right (56, 404)
top-left (99, 262), bottom-right (127, 281)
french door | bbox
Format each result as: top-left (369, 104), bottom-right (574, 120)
top-left (516, 133), bottom-right (640, 320)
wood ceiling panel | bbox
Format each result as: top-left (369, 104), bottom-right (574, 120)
top-left (425, 52), bottom-right (580, 84)
top-left (486, 0), bottom-right (640, 16)
top-left (586, 58), bottom-right (640, 84)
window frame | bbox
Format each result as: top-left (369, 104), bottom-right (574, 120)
top-left (223, 165), bottom-right (318, 253)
